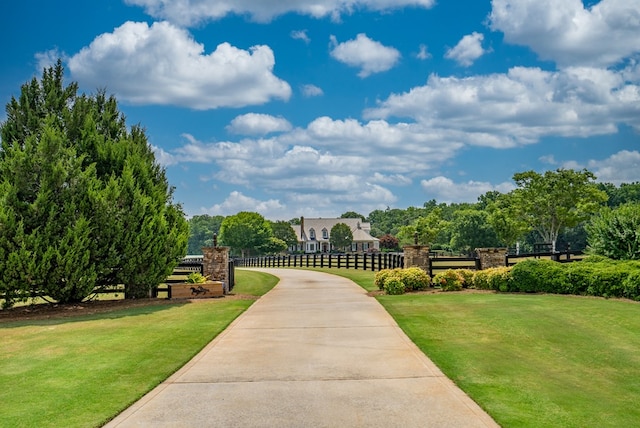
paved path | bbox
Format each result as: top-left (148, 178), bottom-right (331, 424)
top-left (105, 269), bottom-right (498, 427)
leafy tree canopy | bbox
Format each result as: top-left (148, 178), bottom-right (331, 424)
top-left (219, 211), bottom-right (272, 257)
top-left (330, 223), bottom-right (353, 251)
top-left (586, 202), bottom-right (640, 260)
top-left (187, 214), bottom-right (224, 254)
top-left (270, 220), bottom-right (298, 248)
top-left (510, 169), bottom-right (608, 252)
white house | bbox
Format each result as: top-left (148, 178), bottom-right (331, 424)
top-left (290, 217), bottom-right (380, 253)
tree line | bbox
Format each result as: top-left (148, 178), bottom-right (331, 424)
top-left (188, 172), bottom-right (639, 260)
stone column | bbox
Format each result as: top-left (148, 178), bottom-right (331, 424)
top-left (403, 245), bottom-right (430, 273)
top-left (475, 248), bottom-right (508, 270)
top-left (202, 246), bottom-right (230, 292)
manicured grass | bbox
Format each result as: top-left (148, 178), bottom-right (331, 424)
top-left (0, 269), bottom-right (278, 428)
top-left (311, 268), bottom-right (640, 427)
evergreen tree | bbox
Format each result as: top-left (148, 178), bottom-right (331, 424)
top-left (0, 60), bottom-right (188, 305)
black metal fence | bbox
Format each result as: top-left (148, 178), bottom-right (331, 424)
top-left (236, 249), bottom-right (585, 278)
top-left (236, 253), bottom-right (404, 272)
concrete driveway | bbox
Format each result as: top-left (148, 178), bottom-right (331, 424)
top-left (105, 268), bottom-right (498, 427)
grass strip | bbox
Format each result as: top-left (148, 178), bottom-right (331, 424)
top-left (0, 269), bottom-right (278, 428)
top-left (308, 268), bottom-right (640, 427)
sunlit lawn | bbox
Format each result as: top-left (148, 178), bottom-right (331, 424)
top-left (307, 268), bottom-right (640, 427)
top-left (0, 269), bottom-right (278, 428)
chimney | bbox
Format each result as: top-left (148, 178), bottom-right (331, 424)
top-left (300, 216), bottom-right (305, 240)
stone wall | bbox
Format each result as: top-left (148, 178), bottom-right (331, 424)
top-left (475, 248), bottom-right (507, 269)
top-left (202, 246), bottom-right (229, 287)
top-left (403, 245), bottom-right (430, 272)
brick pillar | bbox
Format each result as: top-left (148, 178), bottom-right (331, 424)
top-left (202, 246), bottom-right (230, 291)
top-left (403, 245), bottom-right (430, 273)
top-left (475, 248), bottom-right (508, 269)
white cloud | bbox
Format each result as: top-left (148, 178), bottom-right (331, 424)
top-left (67, 21), bottom-right (291, 109)
top-left (365, 66), bottom-right (640, 147)
top-left (420, 176), bottom-right (515, 203)
top-left (561, 150), bottom-right (640, 184)
top-left (489, 0), bottom-right (640, 67)
top-left (301, 84), bottom-right (324, 97)
top-left (34, 49), bottom-right (67, 73)
top-left (203, 191), bottom-right (286, 218)
top-left (416, 44), bottom-right (431, 60)
top-left (291, 29), bottom-right (310, 44)
top-left (445, 32), bottom-right (486, 67)
top-left (125, 0), bottom-right (436, 26)
top-left (330, 33), bottom-right (401, 78)
top-left (226, 113), bottom-right (292, 135)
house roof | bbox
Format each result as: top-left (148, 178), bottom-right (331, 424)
top-left (292, 217), bottom-right (379, 242)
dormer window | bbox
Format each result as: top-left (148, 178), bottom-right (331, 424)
top-left (309, 228), bottom-right (316, 240)
top-left (322, 228), bottom-right (329, 239)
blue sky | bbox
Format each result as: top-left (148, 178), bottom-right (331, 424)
top-left (2, 0), bottom-right (639, 220)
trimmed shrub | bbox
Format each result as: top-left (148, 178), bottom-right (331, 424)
top-left (433, 269), bottom-right (464, 291)
top-left (472, 269), bottom-right (492, 290)
top-left (384, 277), bottom-right (406, 295)
top-left (457, 269), bottom-right (475, 288)
top-left (510, 259), bottom-right (570, 293)
top-left (375, 269), bottom-right (399, 290)
top-left (487, 267), bottom-right (513, 292)
top-left (398, 267), bottom-right (431, 291)
top-left (470, 267), bottom-right (512, 291)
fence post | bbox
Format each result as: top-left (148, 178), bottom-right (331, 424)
top-left (355, 254), bottom-right (359, 270)
top-left (363, 254), bottom-right (367, 270)
top-left (337, 254), bottom-right (341, 269)
top-left (329, 254), bottom-right (332, 268)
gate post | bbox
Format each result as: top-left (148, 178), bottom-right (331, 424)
top-left (403, 245), bottom-right (430, 273)
top-left (202, 234), bottom-right (231, 293)
top-left (475, 248), bottom-right (508, 270)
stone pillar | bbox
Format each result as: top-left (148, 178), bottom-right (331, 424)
top-left (403, 245), bottom-right (430, 273)
top-left (475, 248), bottom-right (508, 270)
top-left (202, 246), bottom-right (230, 292)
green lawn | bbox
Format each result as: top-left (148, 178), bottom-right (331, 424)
top-left (310, 268), bottom-right (640, 428)
top-left (0, 269), bottom-right (278, 428)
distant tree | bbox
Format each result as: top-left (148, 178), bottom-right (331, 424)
top-left (219, 212), bottom-right (272, 257)
top-left (586, 202), bottom-right (640, 260)
top-left (330, 223), bottom-right (353, 251)
top-left (259, 237), bottom-right (288, 255)
top-left (485, 193), bottom-right (530, 248)
top-left (340, 211), bottom-right (366, 221)
top-left (598, 182), bottom-right (640, 207)
top-left (378, 234), bottom-right (400, 251)
top-left (187, 215), bottom-right (224, 254)
top-left (270, 220), bottom-right (298, 249)
top-left (397, 208), bottom-right (448, 246)
top-left (449, 210), bottom-right (500, 255)
top-left (510, 169), bottom-right (608, 252)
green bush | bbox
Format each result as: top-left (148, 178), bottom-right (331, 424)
top-left (470, 267), bottom-right (512, 291)
top-left (433, 269), bottom-right (464, 291)
top-left (398, 267), bottom-right (431, 291)
top-left (383, 277), bottom-right (406, 295)
top-left (186, 272), bottom-right (207, 284)
top-left (472, 269), bottom-right (491, 290)
top-left (510, 259), bottom-right (571, 293)
top-left (457, 269), bottom-right (475, 288)
top-left (487, 267), bottom-right (513, 292)
top-left (375, 269), bottom-right (399, 290)
top-left (586, 202), bottom-right (640, 260)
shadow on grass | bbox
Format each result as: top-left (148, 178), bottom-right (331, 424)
top-left (0, 299), bottom-right (191, 329)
